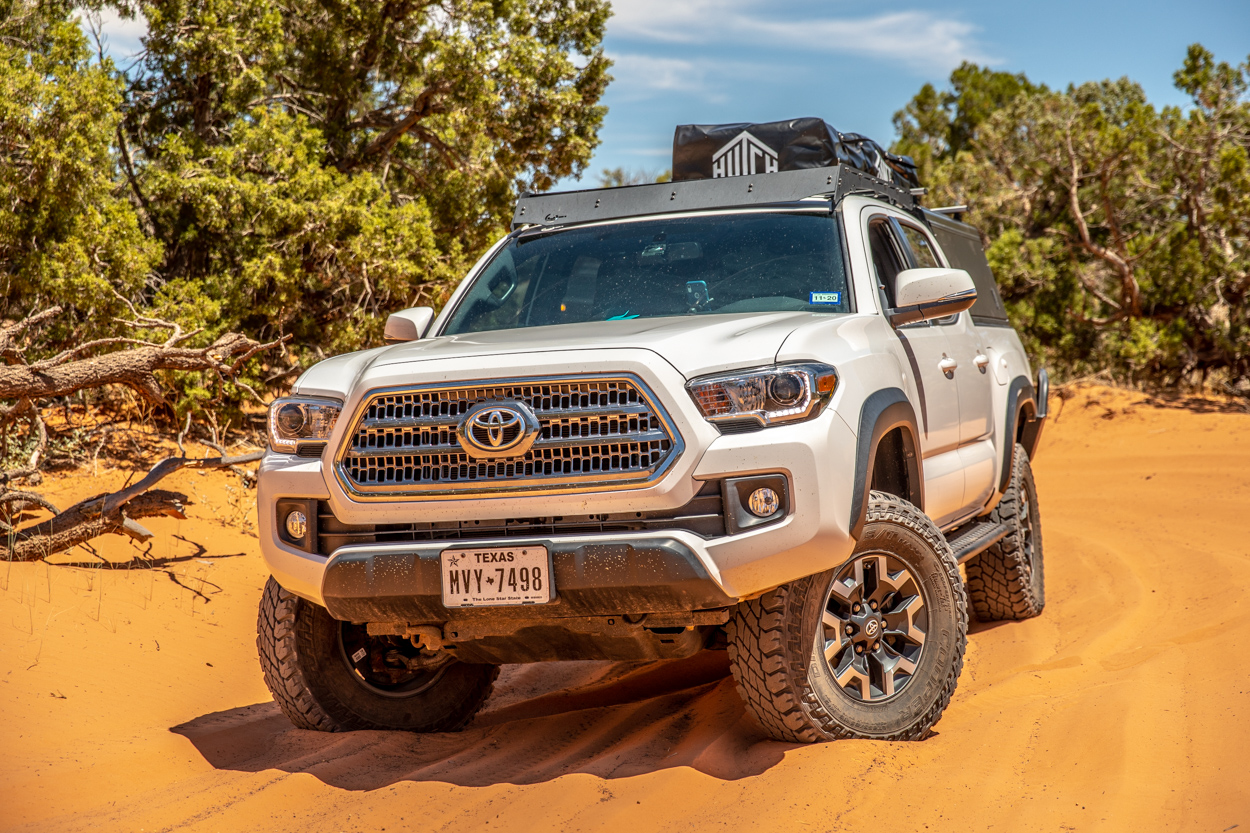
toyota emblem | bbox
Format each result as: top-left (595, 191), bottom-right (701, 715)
top-left (457, 401), bottom-right (540, 459)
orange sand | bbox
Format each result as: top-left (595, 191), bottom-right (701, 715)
top-left (2, 385), bottom-right (1249, 832)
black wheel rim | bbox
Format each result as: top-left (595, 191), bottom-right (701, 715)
top-left (338, 623), bottom-right (450, 699)
top-left (819, 553), bottom-right (929, 702)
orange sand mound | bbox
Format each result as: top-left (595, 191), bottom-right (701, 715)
top-left (2, 385), bottom-right (1249, 832)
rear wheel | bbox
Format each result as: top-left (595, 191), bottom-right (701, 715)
top-left (967, 444), bottom-right (1045, 621)
top-left (256, 577), bottom-right (497, 732)
top-left (727, 492), bottom-right (968, 742)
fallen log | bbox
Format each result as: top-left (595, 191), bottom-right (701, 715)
top-left (0, 304), bottom-right (284, 562)
top-left (1, 451), bottom-right (263, 562)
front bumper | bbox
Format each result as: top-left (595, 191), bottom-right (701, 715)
top-left (258, 352), bottom-right (861, 612)
top-left (320, 536), bottom-right (735, 624)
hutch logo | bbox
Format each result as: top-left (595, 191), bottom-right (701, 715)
top-left (712, 130), bottom-right (779, 178)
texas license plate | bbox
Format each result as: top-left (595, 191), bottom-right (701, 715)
top-left (440, 546), bottom-right (553, 607)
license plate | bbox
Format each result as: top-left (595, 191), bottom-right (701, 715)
top-left (440, 546), bottom-right (553, 607)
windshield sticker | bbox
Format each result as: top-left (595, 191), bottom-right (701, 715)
top-left (606, 312), bottom-right (640, 320)
top-left (809, 292), bottom-right (841, 305)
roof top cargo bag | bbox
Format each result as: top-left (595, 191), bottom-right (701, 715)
top-left (672, 117), bottom-right (920, 191)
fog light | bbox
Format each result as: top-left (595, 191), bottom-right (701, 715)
top-left (747, 487), bottom-right (780, 518)
top-left (285, 510), bottom-right (307, 539)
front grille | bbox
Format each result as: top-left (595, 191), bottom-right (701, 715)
top-left (335, 375), bottom-right (683, 497)
top-left (315, 482), bottom-right (725, 556)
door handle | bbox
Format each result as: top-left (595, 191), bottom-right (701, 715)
top-left (938, 357), bottom-right (958, 374)
top-left (974, 354), bottom-right (990, 372)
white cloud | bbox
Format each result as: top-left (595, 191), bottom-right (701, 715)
top-left (748, 12), bottom-right (994, 72)
top-left (608, 53), bottom-right (710, 95)
top-left (607, 0), bottom-right (996, 74)
top-left (606, 51), bottom-right (778, 102)
top-left (77, 7), bottom-right (148, 62)
top-left (608, 0), bottom-right (740, 43)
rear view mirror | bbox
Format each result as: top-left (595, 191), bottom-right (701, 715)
top-left (888, 268), bottom-right (977, 326)
top-left (384, 306), bottom-right (435, 343)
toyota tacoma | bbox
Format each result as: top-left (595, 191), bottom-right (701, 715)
top-left (255, 119), bottom-right (1049, 742)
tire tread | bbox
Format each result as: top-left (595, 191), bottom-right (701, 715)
top-left (966, 444), bottom-right (1045, 621)
top-left (727, 491), bottom-right (967, 742)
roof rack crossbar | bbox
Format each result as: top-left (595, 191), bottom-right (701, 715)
top-left (511, 165), bottom-right (915, 230)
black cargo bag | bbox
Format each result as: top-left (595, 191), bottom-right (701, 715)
top-left (672, 117), bottom-right (919, 191)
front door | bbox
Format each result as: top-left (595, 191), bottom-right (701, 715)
top-left (894, 217), bottom-right (997, 512)
top-left (866, 215), bottom-right (964, 526)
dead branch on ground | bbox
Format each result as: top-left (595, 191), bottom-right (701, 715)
top-left (0, 305), bottom-right (284, 562)
top-left (1, 450), bottom-right (264, 562)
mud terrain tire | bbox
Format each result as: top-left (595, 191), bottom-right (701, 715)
top-left (256, 577), bottom-right (498, 732)
top-left (967, 444), bottom-right (1045, 621)
top-left (726, 491), bottom-right (967, 742)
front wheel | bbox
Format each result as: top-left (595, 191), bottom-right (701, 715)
top-left (727, 491), bottom-right (968, 742)
top-left (256, 577), bottom-right (498, 732)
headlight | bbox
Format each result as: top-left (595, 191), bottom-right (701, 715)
top-left (267, 397), bottom-right (342, 452)
top-left (687, 363), bottom-right (837, 428)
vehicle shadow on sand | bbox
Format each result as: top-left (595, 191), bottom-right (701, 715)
top-left (171, 650), bottom-right (794, 789)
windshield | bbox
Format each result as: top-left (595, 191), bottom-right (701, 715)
top-left (442, 212), bottom-right (851, 335)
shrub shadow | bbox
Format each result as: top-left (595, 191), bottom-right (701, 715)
top-left (171, 650), bottom-right (794, 789)
top-left (1139, 392), bottom-right (1250, 415)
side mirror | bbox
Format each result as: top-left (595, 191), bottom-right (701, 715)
top-left (384, 307), bottom-right (435, 343)
top-left (888, 268), bottom-right (977, 326)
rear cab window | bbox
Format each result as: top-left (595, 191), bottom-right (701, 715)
top-left (927, 215), bottom-right (1010, 326)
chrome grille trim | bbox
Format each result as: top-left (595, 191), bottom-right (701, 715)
top-left (333, 374), bottom-right (684, 499)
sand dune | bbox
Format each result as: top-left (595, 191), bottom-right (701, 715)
top-left (2, 385), bottom-right (1249, 831)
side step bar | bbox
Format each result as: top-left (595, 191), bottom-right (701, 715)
top-left (945, 521), bottom-right (1009, 564)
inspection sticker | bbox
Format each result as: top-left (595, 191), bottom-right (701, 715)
top-left (809, 292), bottom-right (841, 304)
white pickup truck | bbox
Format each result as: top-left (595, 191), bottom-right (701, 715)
top-left (254, 162), bottom-right (1048, 743)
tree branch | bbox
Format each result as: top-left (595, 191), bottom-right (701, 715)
top-left (1, 450), bottom-right (264, 562)
top-left (1062, 122), bottom-right (1142, 318)
top-left (1, 489), bottom-right (188, 562)
top-left (0, 329), bottom-right (288, 406)
top-left (349, 83), bottom-right (449, 169)
top-left (0, 307), bottom-right (61, 364)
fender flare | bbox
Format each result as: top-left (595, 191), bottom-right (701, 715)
top-left (849, 388), bottom-right (924, 540)
top-left (999, 375), bottom-right (1038, 493)
top-left (1019, 368), bottom-right (1049, 460)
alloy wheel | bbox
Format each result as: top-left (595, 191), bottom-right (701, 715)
top-left (819, 553), bottom-right (929, 701)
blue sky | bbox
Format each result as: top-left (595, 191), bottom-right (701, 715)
top-left (93, 1), bottom-right (1249, 184)
top-left (587, 0), bottom-right (1250, 181)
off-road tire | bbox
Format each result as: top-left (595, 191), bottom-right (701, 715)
top-left (726, 491), bottom-right (968, 742)
top-left (256, 577), bottom-right (498, 732)
top-left (967, 444), bottom-right (1045, 621)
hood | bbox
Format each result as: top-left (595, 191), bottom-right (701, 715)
top-left (368, 312), bottom-right (820, 379)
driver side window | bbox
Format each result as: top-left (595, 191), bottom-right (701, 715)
top-left (868, 218), bottom-right (906, 309)
top-left (897, 221), bottom-right (958, 325)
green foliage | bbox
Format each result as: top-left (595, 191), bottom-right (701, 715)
top-left (122, 0), bottom-right (610, 354)
top-left (597, 167), bottom-right (671, 187)
top-left (895, 46), bottom-right (1250, 389)
top-left (0, 2), bottom-right (162, 343)
top-left (892, 62), bottom-right (1046, 183)
top-left (0, 0), bottom-right (610, 416)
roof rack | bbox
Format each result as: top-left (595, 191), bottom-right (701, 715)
top-left (511, 165), bottom-right (916, 230)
